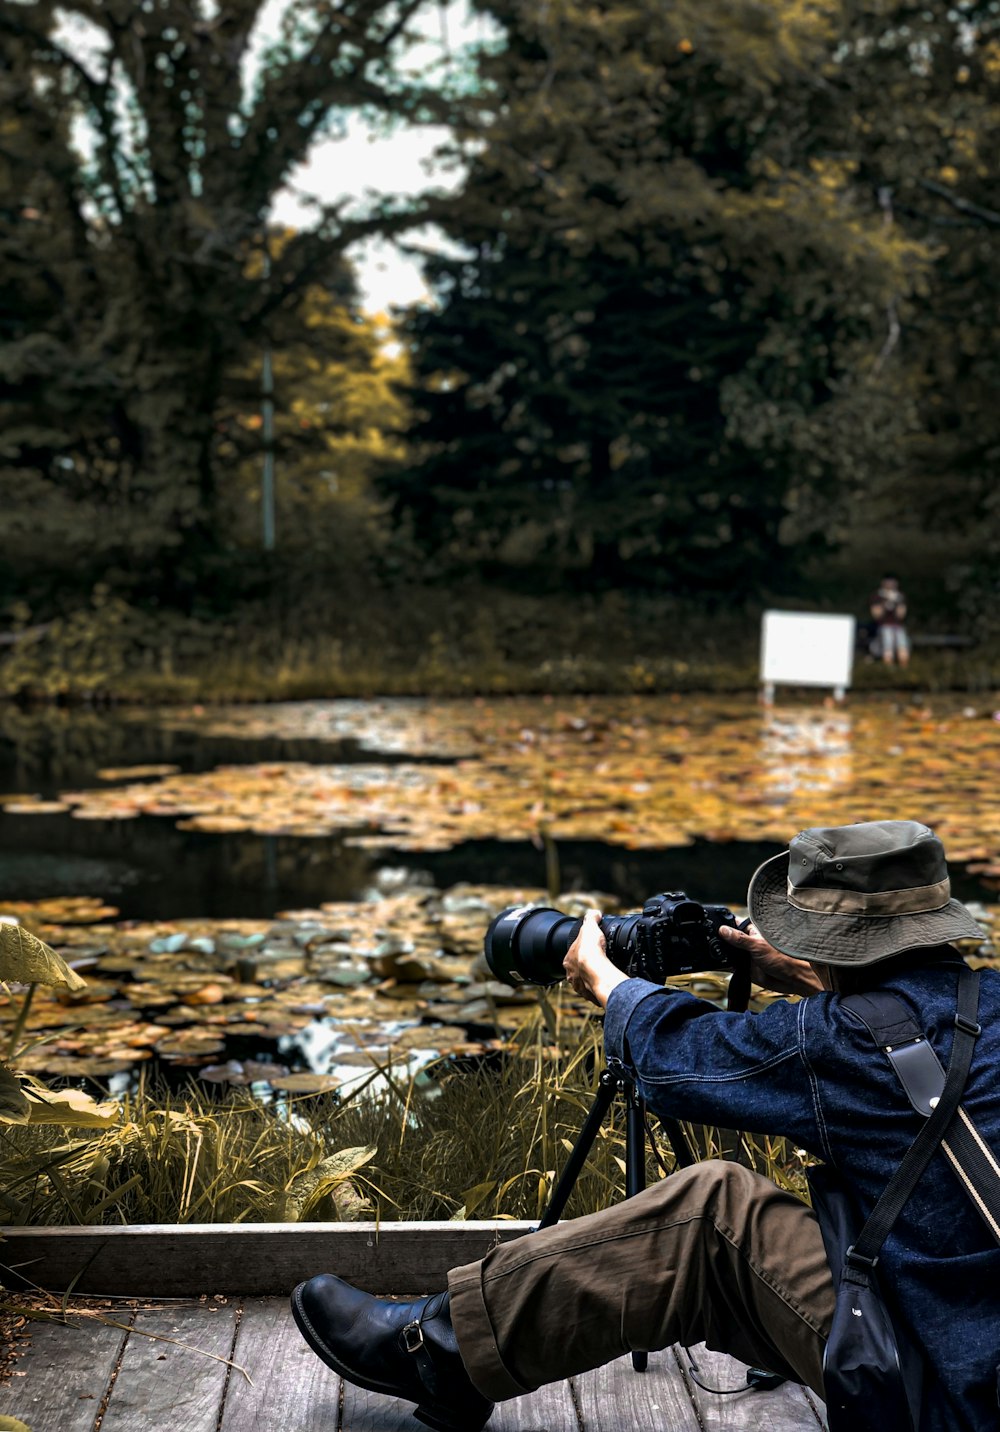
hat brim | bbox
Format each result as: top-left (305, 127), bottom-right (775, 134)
top-left (747, 851), bottom-right (986, 967)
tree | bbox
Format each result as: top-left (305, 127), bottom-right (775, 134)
top-left (389, 0), bottom-right (926, 593)
top-left (824, 1), bottom-right (1000, 629)
top-left (0, 0), bottom-right (442, 610)
top-left (216, 234), bottom-right (410, 561)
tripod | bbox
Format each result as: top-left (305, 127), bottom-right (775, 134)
top-left (535, 1056), bottom-right (692, 1372)
top-left (534, 960), bottom-right (785, 1389)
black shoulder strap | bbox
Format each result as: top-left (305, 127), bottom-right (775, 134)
top-left (845, 965), bottom-right (982, 1283)
top-left (842, 967), bottom-right (1000, 1246)
top-left (842, 989), bottom-right (946, 1117)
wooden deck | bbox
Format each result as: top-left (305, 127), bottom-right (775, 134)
top-left (2, 1297), bottom-right (827, 1431)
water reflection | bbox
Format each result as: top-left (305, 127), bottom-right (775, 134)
top-left (760, 708), bottom-right (853, 799)
top-left (279, 1019), bottom-right (441, 1098)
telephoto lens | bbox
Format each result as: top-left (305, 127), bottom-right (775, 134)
top-left (483, 894), bottom-right (740, 988)
top-left (483, 905), bottom-right (587, 985)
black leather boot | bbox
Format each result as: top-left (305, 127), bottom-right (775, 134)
top-left (290, 1274), bottom-right (494, 1432)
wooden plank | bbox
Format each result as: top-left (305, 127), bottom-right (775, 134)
top-left (219, 1297), bottom-right (341, 1432)
top-left (341, 1374), bottom-right (581, 1432)
top-left (572, 1350), bottom-right (701, 1432)
top-left (0, 1222), bottom-right (535, 1298)
top-left (678, 1343), bottom-right (825, 1429)
top-left (99, 1300), bottom-right (238, 1432)
top-left (341, 1385), bottom-right (418, 1432)
top-left (0, 1313), bottom-right (127, 1432)
top-left (802, 1386), bottom-right (829, 1430)
top-left (489, 1379), bottom-right (582, 1432)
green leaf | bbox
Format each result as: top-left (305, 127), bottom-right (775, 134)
top-left (0, 1417), bottom-right (35, 1431)
top-left (0, 924), bottom-right (86, 990)
top-left (0, 1063), bottom-right (30, 1124)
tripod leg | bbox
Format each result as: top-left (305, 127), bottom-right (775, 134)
top-left (625, 1088), bottom-right (649, 1372)
top-left (536, 1074), bottom-right (619, 1231)
top-left (625, 1089), bottom-right (646, 1200)
top-left (657, 1116), bottom-right (696, 1168)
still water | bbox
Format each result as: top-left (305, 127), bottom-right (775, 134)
top-left (1, 698), bottom-right (996, 916)
top-left (1, 698), bottom-right (996, 1089)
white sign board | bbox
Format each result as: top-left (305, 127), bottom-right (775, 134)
top-left (760, 611), bottom-right (856, 698)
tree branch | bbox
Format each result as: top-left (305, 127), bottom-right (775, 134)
top-left (918, 178), bottom-right (1000, 228)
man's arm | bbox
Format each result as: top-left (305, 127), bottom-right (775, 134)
top-left (563, 912), bottom-right (827, 1150)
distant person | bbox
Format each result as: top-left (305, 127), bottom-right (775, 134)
top-left (869, 573), bottom-right (910, 666)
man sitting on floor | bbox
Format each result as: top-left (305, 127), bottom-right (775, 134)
top-left (290, 820), bottom-right (1000, 1432)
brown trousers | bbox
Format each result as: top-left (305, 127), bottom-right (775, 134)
top-left (448, 1160), bottom-right (836, 1402)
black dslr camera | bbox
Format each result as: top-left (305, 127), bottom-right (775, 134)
top-left (484, 892), bottom-right (742, 987)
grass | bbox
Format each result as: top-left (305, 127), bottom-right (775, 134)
top-left (0, 1003), bottom-right (812, 1226)
top-left (4, 582), bottom-right (999, 702)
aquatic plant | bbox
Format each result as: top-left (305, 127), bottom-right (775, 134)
top-left (0, 1003), bottom-right (813, 1226)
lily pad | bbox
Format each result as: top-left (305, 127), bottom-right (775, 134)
top-left (268, 1072), bottom-right (341, 1093)
top-left (98, 764), bottom-right (181, 780)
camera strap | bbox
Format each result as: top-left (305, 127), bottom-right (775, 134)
top-left (841, 965), bottom-right (1000, 1246)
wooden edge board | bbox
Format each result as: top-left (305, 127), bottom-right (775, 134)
top-left (0, 1220), bottom-right (535, 1297)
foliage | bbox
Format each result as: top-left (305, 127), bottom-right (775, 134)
top-left (0, 920), bottom-right (118, 1131)
top-left (826, 1), bottom-right (1000, 632)
top-left (389, 0), bottom-right (926, 592)
top-left (1, 0), bottom-right (998, 678)
top-left (0, 0), bottom-right (436, 612)
top-left (0, 1008), bottom-right (813, 1226)
top-left (215, 238), bottom-right (411, 562)
top-left (0, 592), bottom-right (215, 699)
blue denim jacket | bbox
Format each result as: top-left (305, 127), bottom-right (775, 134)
top-left (604, 960), bottom-right (1000, 1431)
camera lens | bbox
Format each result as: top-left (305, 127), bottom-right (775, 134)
top-left (484, 905), bottom-right (583, 985)
top-left (601, 913), bottom-right (642, 968)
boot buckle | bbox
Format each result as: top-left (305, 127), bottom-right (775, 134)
top-left (402, 1319), bottom-right (425, 1354)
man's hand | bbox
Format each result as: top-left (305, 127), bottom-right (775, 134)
top-left (563, 909), bottom-right (630, 1009)
top-left (719, 921), bottom-right (825, 997)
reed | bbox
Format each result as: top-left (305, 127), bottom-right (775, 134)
top-left (0, 1008), bottom-right (813, 1226)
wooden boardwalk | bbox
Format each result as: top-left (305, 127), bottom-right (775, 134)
top-left (2, 1297), bottom-right (827, 1431)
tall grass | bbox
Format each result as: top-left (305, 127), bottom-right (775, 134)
top-left (0, 1008), bottom-right (811, 1226)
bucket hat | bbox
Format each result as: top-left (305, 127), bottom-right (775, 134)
top-left (747, 819), bottom-right (985, 966)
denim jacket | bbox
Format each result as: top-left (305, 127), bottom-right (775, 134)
top-left (603, 960), bottom-right (1000, 1431)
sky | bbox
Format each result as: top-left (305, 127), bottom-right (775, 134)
top-left (57, 0), bottom-right (493, 314)
top-left (261, 2), bottom-right (492, 312)
top-left (269, 115), bottom-right (461, 313)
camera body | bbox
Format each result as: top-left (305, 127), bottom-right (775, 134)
top-left (608, 892), bottom-right (739, 982)
top-left (484, 891), bottom-right (740, 987)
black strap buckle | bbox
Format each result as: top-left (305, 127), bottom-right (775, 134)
top-left (845, 1244), bottom-right (879, 1272)
top-left (955, 1014), bottom-right (982, 1038)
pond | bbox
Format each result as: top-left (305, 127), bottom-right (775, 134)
top-left (2, 696), bottom-right (998, 1092)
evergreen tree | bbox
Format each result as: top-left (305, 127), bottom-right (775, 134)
top-left (390, 0), bottom-right (925, 593)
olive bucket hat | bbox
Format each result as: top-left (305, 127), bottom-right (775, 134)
top-left (747, 819), bottom-right (985, 966)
